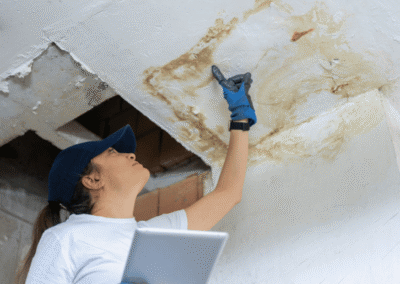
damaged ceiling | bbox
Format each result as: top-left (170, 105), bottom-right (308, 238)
top-left (1, 0), bottom-right (400, 282)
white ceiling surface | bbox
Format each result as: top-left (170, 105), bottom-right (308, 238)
top-left (2, 0), bottom-right (400, 282)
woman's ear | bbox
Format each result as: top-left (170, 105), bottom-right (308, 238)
top-left (82, 172), bottom-right (103, 190)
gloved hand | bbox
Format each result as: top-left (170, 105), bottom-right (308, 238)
top-left (211, 65), bottom-right (257, 127)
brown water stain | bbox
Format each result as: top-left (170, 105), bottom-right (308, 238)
top-left (141, 16), bottom-right (242, 164)
top-left (243, 0), bottom-right (273, 22)
top-left (243, 0), bottom-right (294, 21)
top-left (141, 17), bottom-right (239, 100)
top-left (248, 90), bottom-right (386, 166)
top-left (140, 1), bottom-right (392, 167)
top-left (139, 1), bottom-right (296, 166)
top-left (291, 28), bottom-right (314, 42)
top-left (216, 126), bottom-right (225, 135)
top-left (173, 107), bottom-right (229, 162)
top-left (331, 83), bottom-right (349, 94)
top-left (245, 2), bottom-right (391, 166)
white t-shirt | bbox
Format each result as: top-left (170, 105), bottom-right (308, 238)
top-left (26, 209), bottom-right (188, 284)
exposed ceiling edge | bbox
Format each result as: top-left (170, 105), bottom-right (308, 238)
top-left (0, 41), bottom-right (52, 94)
top-left (55, 120), bottom-right (102, 148)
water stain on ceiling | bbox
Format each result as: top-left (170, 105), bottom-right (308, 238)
top-left (140, 0), bottom-right (393, 168)
top-left (141, 16), bottom-right (239, 166)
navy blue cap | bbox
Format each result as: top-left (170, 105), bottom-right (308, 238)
top-left (48, 124), bottom-right (137, 207)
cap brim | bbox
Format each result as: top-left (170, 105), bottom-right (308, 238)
top-left (99, 124), bottom-right (137, 155)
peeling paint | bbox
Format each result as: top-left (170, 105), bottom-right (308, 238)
top-left (51, 42), bottom-right (97, 76)
top-left (0, 41), bottom-right (52, 94)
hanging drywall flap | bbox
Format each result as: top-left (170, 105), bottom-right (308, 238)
top-left (7, 0), bottom-right (400, 282)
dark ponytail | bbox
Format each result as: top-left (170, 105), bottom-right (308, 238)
top-left (13, 161), bottom-right (101, 284)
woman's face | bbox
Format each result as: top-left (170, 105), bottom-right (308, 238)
top-left (92, 146), bottom-right (150, 193)
top-left (83, 146), bottom-right (150, 218)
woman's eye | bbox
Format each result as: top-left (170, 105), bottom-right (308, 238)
top-left (109, 148), bottom-right (115, 153)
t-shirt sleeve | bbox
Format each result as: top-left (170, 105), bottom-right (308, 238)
top-left (25, 230), bottom-right (73, 284)
top-left (137, 209), bottom-right (188, 230)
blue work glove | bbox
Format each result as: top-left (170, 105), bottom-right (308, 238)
top-left (211, 65), bottom-right (257, 127)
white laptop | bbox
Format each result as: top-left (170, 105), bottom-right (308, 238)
top-left (120, 227), bottom-right (229, 284)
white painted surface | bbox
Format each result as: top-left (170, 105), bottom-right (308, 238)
top-left (1, 0), bottom-right (400, 282)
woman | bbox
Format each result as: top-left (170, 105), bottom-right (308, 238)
top-left (14, 65), bottom-right (257, 284)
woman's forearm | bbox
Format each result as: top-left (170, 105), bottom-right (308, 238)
top-left (214, 119), bottom-right (249, 202)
